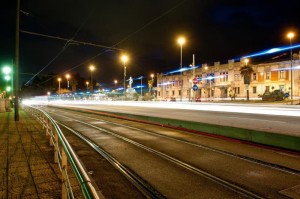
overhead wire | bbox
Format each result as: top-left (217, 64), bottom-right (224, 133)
top-left (24, 6), bottom-right (95, 86)
top-left (27, 0), bottom-right (188, 87)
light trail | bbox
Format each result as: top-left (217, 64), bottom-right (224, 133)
top-left (23, 99), bottom-right (300, 117)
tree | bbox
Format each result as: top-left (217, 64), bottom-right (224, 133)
top-left (240, 65), bottom-right (254, 101)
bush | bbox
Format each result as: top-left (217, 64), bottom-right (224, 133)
top-left (262, 90), bottom-right (284, 101)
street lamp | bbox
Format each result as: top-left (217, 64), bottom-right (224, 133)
top-left (151, 73), bottom-right (154, 95)
top-left (121, 54), bottom-right (129, 95)
top-left (65, 74), bottom-right (70, 89)
top-left (287, 32), bottom-right (295, 102)
top-left (114, 80), bottom-right (118, 91)
top-left (177, 36), bottom-right (186, 102)
top-left (244, 58), bottom-right (249, 66)
top-left (86, 81), bottom-right (89, 90)
top-left (57, 77), bottom-right (61, 94)
top-left (89, 65), bottom-right (95, 91)
top-left (205, 66), bottom-right (213, 100)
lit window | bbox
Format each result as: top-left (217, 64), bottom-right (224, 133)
top-left (253, 73), bottom-right (257, 81)
top-left (266, 72), bottom-right (270, 80)
top-left (279, 70), bottom-right (285, 79)
top-left (253, 86), bottom-right (257, 94)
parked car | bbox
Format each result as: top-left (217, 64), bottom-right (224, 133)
top-left (194, 97), bottom-right (201, 102)
top-left (164, 97), bottom-right (176, 102)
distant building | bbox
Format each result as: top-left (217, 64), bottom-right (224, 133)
top-left (156, 56), bottom-right (300, 101)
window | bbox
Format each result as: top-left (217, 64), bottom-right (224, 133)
top-left (179, 90), bottom-right (181, 96)
top-left (172, 90), bottom-right (175, 96)
top-left (171, 81), bottom-right (175, 87)
top-left (234, 74), bottom-right (239, 81)
top-left (279, 70), bottom-right (285, 79)
top-left (266, 72), bottom-right (270, 80)
top-left (206, 73), bottom-right (215, 83)
top-left (235, 87), bottom-right (240, 94)
top-left (158, 91), bottom-right (160, 96)
top-left (266, 86), bottom-right (270, 92)
top-left (253, 73), bottom-right (257, 81)
top-left (220, 72), bottom-right (228, 82)
top-left (253, 86), bottom-right (257, 94)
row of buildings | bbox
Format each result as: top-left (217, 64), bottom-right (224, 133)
top-left (155, 54), bottom-right (300, 101)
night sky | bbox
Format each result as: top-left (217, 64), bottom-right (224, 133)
top-left (1, 0), bottom-right (300, 88)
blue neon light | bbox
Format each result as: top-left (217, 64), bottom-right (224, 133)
top-left (242, 44), bottom-right (300, 59)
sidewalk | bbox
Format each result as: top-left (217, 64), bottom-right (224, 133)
top-left (0, 109), bottom-right (62, 198)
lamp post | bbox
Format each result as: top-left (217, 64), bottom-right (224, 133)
top-left (287, 32), bottom-right (294, 102)
top-left (89, 65), bottom-right (95, 91)
top-left (121, 54), bottom-right (128, 96)
top-left (86, 81), bottom-right (89, 90)
top-left (177, 37), bottom-right (185, 102)
top-left (114, 80), bottom-right (118, 90)
top-left (65, 74), bottom-right (70, 89)
top-left (151, 73), bottom-right (154, 95)
top-left (205, 66), bottom-right (213, 100)
top-left (57, 77), bottom-right (61, 94)
top-left (140, 76), bottom-right (143, 97)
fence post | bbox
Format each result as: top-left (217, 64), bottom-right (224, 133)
top-left (61, 148), bottom-right (68, 199)
top-left (54, 133), bottom-right (59, 163)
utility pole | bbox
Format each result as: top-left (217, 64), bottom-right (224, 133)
top-left (15, 0), bottom-right (20, 121)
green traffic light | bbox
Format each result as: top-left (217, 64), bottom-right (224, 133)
top-left (4, 75), bottom-right (11, 81)
top-left (6, 86), bottom-right (11, 92)
top-left (2, 66), bottom-right (12, 75)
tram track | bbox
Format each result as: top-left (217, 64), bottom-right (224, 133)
top-left (60, 110), bottom-right (300, 177)
top-left (45, 107), bottom-right (300, 199)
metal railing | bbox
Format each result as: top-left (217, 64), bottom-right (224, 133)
top-left (24, 105), bottom-right (102, 199)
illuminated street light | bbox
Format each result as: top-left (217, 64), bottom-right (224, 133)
top-left (244, 58), bottom-right (249, 66)
top-left (65, 74), bottom-right (70, 89)
top-left (121, 54), bottom-right (129, 95)
top-left (86, 81), bottom-right (89, 90)
top-left (114, 80), bottom-right (118, 90)
top-left (150, 73), bottom-right (154, 95)
top-left (287, 32), bottom-right (295, 102)
top-left (177, 36), bottom-right (186, 102)
top-left (89, 65), bottom-right (95, 91)
top-left (57, 77), bottom-right (62, 94)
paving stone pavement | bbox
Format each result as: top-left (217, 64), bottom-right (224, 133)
top-left (0, 109), bottom-right (81, 198)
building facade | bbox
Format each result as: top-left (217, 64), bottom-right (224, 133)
top-left (156, 57), bottom-right (300, 101)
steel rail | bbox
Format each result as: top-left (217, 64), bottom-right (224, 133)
top-left (58, 115), bottom-right (264, 199)
top-left (58, 122), bottom-right (165, 199)
top-left (24, 105), bottom-right (101, 199)
top-left (60, 110), bottom-right (300, 176)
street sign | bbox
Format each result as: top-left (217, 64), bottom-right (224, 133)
top-left (192, 84), bottom-right (198, 91)
top-left (192, 78), bottom-right (198, 84)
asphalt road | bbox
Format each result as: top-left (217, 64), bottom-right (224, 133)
top-left (49, 101), bottom-right (300, 137)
